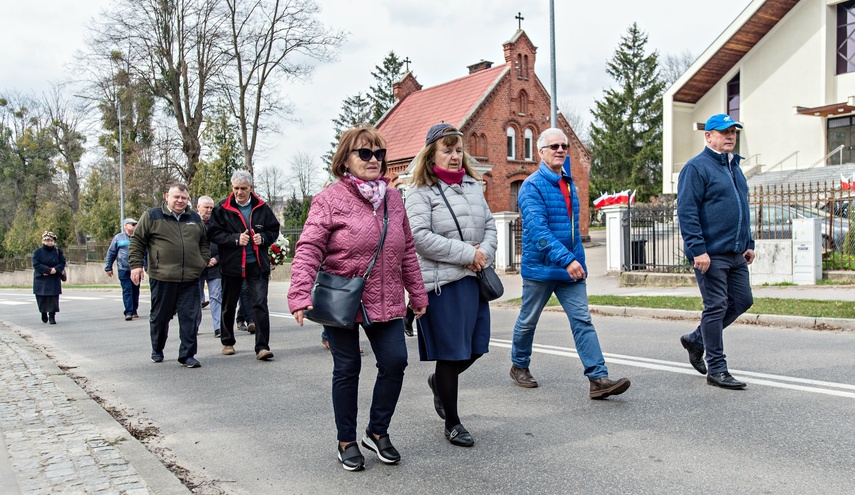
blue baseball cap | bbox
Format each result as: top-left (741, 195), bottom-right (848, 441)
top-left (705, 114), bottom-right (743, 131)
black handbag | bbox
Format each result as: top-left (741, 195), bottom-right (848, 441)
top-left (304, 197), bottom-right (388, 328)
top-left (436, 185), bottom-right (504, 302)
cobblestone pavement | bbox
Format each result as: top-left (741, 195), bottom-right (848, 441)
top-left (0, 328), bottom-right (150, 495)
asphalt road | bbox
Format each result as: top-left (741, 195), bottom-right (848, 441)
top-left (1, 286), bottom-right (853, 495)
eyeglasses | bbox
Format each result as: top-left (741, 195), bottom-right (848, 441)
top-left (541, 143), bottom-right (569, 151)
top-left (352, 148), bottom-right (387, 162)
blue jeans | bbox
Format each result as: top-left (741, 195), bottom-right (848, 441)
top-left (197, 277), bottom-right (222, 334)
top-left (511, 278), bottom-right (608, 378)
top-left (685, 253), bottom-right (753, 374)
top-left (118, 269), bottom-right (140, 316)
top-left (325, 319), bottom-right (408, 442)
top-left (149, 278), bottom-right (200, 362)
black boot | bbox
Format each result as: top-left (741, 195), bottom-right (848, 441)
top-left (48, 313), bottom-right (56, 324)
top-left (41, 312), bottom-right (48, 323)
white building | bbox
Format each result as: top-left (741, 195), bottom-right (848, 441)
top-left (663, 0), bottom-right (855, 194)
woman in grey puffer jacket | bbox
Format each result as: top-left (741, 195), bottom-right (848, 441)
top-left (405, 123), bottom-right (497, 448)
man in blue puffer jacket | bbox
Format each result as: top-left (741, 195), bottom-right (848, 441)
top-left (509, 128), bottom-right (631, 400)
top-left (677, 114), bottom-right (755, 390)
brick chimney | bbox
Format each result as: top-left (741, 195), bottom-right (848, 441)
top-left (467, 60), bottom-right (494, 74)
top-left (392, 72), bottom-right (422, 102)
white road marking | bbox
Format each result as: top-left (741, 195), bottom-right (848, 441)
top-left (490, 338), bottom-right (855, 399)
top-left (0, 301), bottom-right (29, 305)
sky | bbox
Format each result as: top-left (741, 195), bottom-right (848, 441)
top-left (1, 0), bottom-right (754, 180)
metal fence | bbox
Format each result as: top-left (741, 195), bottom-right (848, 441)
top-left (509, 219), bottom-right (522, 271)
top-left (0, 242), bottom-right (113, 273)
top-left (627, 180), bottom-right (854, 272)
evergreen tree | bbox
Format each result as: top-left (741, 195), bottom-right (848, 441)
top-left (589, 23), bottom-right (665, 203)
top-left (323, 92), bottom-right (373, 169)
top-left (368, 51), bottom-right (405, 124)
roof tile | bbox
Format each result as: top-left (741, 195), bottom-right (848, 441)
top-left (378, 65), bottom-right (507, 162)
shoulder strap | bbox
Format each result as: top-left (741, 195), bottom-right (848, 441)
top-left (362, 195), bottom-right (388, 279)
top-left (436, 185), bottom-right (464, 241)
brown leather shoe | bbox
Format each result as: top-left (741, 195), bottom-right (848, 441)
top-left (589, 376), bottom-right (631, 399)
top-left (222, 345), bottom-right (235, 355)
top-left (256, 349), bottom-right (274, 361)
top-left (510, 365), bottom-right (538, 388)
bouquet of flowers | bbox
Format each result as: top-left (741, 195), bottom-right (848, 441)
top-left (268, 232), bottom-right (290, 269)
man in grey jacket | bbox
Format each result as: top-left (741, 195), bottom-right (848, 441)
top-left (105, 218), bottom-right (140, 321)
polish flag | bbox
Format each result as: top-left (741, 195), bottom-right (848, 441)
top-left (615, 189), bottom-right (631, 205)
top-left (629, 190), bottom-right (636, 205)
top-left (593, 192), bottom-right (609, 209)
top-left (604, 192), bottom-right (620, 207)
top-left (842, 174), bottom-right (853, 191)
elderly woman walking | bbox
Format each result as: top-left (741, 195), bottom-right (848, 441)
top-left (289, 126), bottom-right (428, 472)
top-left (33, 231), bottom-right (66, 324)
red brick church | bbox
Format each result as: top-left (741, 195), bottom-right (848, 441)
top-left (376, 29), bottom-right (592, 236)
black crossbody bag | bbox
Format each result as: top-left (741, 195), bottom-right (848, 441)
top-left (436, 185), bottom-right (504, 302)
top-left (305, 197), bottom-right (388, 328)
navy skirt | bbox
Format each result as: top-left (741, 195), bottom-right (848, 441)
top-left (417, 276), bottom-right (490, 361)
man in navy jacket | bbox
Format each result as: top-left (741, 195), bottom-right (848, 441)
top-left (677, 114), bottom-right (755, 390)
top-left (509, 128), bottom-right (631, 400)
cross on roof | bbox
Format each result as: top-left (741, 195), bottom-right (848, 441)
top-left (403, 57), bottom-right (411, 71)
top-left (515, 12), bottom-right (524, 29)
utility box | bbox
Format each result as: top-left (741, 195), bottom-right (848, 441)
top-left (791, 218), bottom-right (821, 285)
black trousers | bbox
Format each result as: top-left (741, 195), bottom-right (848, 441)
top-left (149, 278), bottom-right (200, 362)
top-left (220, 263), bottom-right (271, 353)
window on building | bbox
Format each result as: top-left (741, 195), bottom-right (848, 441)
top-left (524, 129), bottom-right (533, 160)
top-left (523, 55), bottom-right (530, 79)
top-left (727, 73), bottom-right (740, 122)
top-left (469, 133), bottom-right (480, 156)
top-left (516, 54), bottom-right (523, 79)
top-left (727, 73), bottom-right (741, 153)
top-left (828, 116), bottom-right (855, 164)
top-left (838, 1), bottom-right (855, 74)
top-left (510, 180), bottom-right (523, 212)
top-left (506, 127), bottom-right (516, 159)
top-left (518, 90), bottom-right (528, 115)
top-left (480, 134), bottom-right (488, 158)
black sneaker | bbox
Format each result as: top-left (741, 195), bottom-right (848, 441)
top-left (151, 352), bottom-right (164, 363)
top-left (238, 321), bottom-right (248, 332)
top-left (361, 428), bottom-right (401, 464)
top-left (180, 357), bottom-right (201, 368)
top-left (337, 442), bottom-right (364, 471)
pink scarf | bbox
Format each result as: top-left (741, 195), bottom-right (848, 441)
top-left (346, 173), bottom-right (387, 210)
top-left (434, 166), bottom-right (465, 185)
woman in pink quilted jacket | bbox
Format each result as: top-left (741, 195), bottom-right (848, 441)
top-left (288, 127), bottom-right (428, 472)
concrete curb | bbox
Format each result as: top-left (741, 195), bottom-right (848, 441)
top-left (585, 305), bottom-right (855, 331)
top-left (1, 322), bottom-right (191, 495)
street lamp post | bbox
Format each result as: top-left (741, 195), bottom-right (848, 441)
top-left (117, 95), bottom-right (125, 223)
top-left (549, 0), bottom-right (558, 126)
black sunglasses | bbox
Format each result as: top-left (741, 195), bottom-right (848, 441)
top-left (541, 143), bottom-right (569, 151)
top-left (352, 148), bottom-right (387, 162)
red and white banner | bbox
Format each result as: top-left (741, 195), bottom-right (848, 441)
top-left (842, 174), bottom-right (853, 191)
top-left (593, 189), bottom-right (636, 209)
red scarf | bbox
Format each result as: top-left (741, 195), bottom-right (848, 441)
top-left (434, 166), bottom-right (465, 185)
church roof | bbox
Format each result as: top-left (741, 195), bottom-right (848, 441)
top-left (377, 65), bottom-right (507, 162)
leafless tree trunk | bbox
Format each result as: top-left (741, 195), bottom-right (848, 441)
top-left (660, 50), bottom-right (695, 88)
top-left (220, 0), bottom-right (345, 175)
top-left (255, 165), bottom-right (287, 212)
top-left (287, 150), bottom-right (322, 200)
top-left (89, 0), bottom-right (228, 183)
top-left (43, 85), bottom-right (88, 244)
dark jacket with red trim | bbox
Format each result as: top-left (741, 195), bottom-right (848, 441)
top-left (207, 192), bottom-right (280, 277)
